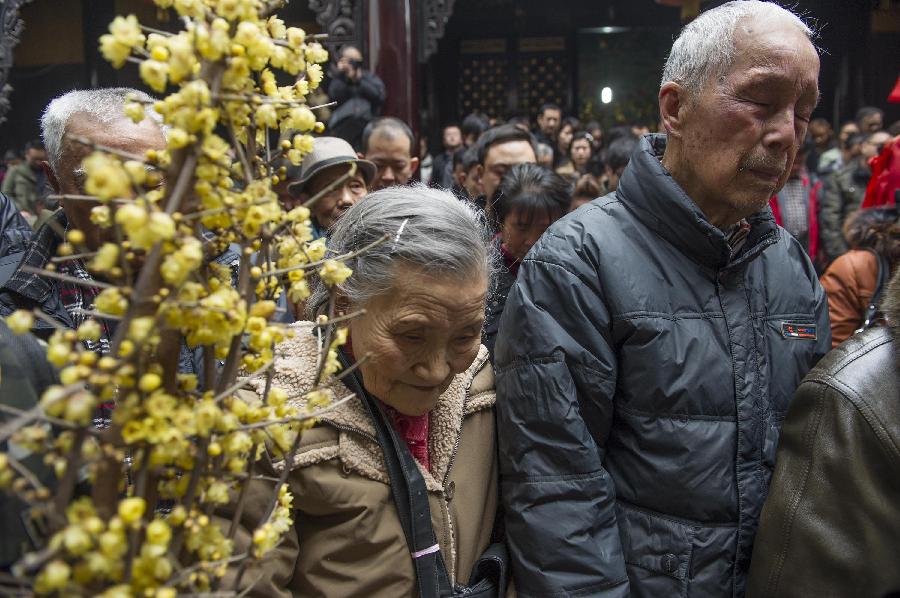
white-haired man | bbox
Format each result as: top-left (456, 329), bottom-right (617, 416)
top-left (494, 3), bottom-right (830, 597)
top-left (0, 89), bottom-right (166, 349)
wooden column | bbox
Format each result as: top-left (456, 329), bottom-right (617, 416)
top-left (369, 0), bottom-right (420, 137)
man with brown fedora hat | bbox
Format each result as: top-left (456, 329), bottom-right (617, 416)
top-left (287, 136), bottom-right (376, 238)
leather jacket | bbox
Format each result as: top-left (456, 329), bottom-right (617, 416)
top-left (747, 324), bottom-right (900, 598)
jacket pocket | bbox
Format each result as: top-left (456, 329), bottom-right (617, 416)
top-left (615, 501), bottom-right (695, 598)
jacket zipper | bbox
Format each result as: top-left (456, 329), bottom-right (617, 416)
top-left (440, 350), bottom-right (491, 584)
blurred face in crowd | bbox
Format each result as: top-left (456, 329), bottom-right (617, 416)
top-left (659, 15), bottom-right (819, 228)
top-left (442, 126), bottom-right (462, 151)
top-left (571, 138), bottom-right (592, 168)
top-left (605, 164), bottom-right (627, 193)
top-left (808, 120), bottom-right (833, 150)
top-left (302, 163), bottom-right (368, 230)
top-left (589, 125), bottom-right (603, 150)
top-left (25, 147), bottom-right (47, 169)
top-left (349, 265), bottom-right (486, 416)
top-left (501, 207), bottom-right (558, 262)
top-left (364, 131), bottom-right (419, 190)
top-left (50, 113), bottom-right (166, 251)
top-left (537, 108), bottom-right (561, 137)
top-left (476, 140), bottom-right (537, 207)
top-left (839, 122), bottom-right (860, 147)
top-left (859, 112), bottom-right (883, 134)
top-left (557, 124), bottom-right (574, 154)
top-left (861, 131), bottom-right (891, 162)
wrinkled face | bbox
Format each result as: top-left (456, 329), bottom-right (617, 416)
top-left (571, 139), bottom-right (592, 167)
top-left (56, 114), bottom-right (166, 251)
top-left (537, 109), bottom-right (561, 136)
top-left (861, 131), bottom-right (891, 161)
top-left (479, 140), bottom-right (537, 207)
top-left (859, 112), bottom-right (883, 134)
top-left (557, 125), bottom-right (574, 151)
top-left (501, 207), bottom-right (558, 262)
top-left (672, 17), bottom-right (819, 224)
top-left (366, 132), bottom-right (417, 190)
top-left (303, 163), bottom-right (367, 230)
top-left (350, 266), bottom-right (487, 416)
top-left (442, 126), bottom-right (462, 150)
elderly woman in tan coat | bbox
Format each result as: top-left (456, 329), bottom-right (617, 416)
top-left (235, 185), bottom-right (502, 596)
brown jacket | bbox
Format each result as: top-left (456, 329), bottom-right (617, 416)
top-left (746, 316), bottom-right (900, 596)
top-left (234, 322), bottom-right (498, 597)
top-left (820, 249), bottom-right (878, 347)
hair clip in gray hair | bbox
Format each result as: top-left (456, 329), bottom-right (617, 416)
top-left (391, 218), bottom-right (409, 253)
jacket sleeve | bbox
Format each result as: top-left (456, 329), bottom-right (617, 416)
top-left (818, 173), bottom-right (848, 260)
top-left (494, 233), bottom-right (628, 598)
top-left (819, 252), bottom-right (870, 348)
top-left (747, 377), bottom-right (900, 597)
top-left (357, 71), bottom-right (386, 108)
top-left (327, 75), bottom-right (352, 103)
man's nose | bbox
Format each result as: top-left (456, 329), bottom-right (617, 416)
top-left (338, 185), bottom-right (356, 207)
top-left (764, 108), bottom-right (798, 153)
top-left (380, 166), bottom-right (396, 182)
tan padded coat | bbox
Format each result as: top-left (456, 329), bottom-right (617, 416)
top-left (231, 322), bottom-right (498, 597)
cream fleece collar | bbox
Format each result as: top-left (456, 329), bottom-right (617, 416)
top-left (252, 322), bottom-right (495, 490)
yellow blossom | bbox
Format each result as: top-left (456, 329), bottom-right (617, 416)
top-left (167, 32), bottom-right (196, 83)
top-left (90, 205), bottom-right (112, 227)
top-left (140, 59), bottom-right (169, 93)
top-left (145, 519), bottom-right (171, 547)
top-left (286, 27), bottom-right (306, 49)
top-left (77, 320), bottom-right (102, 342)
top-left (128, 317), bottom-right (155, 343)
top-left (6, 310), bottom-right (33, 334)
top-left (167, 127), bottom-right (190, 149)
top-left (267, 16), bottom-right (287, 39)
top-left (90, 243), bottom-right (119, 272)
top-left (319, 259), bottom-right (352, 286)
top-left (99, 35), bottom-right (131, 68)
top-left (108, 14), bottom-right (144, 48)
top-left (255, 104), bottom-right (278, 129)
top-left (306, 63), bottom-right (324, 89)
top-left (305, 42), bottom-right (329, 64)
top-left (123, 160), bottom-right (147, 185)
top-left (95, 288), bottom-right (128, 316)
top-left (289, 106), bottom-right (316, 132)
top-left (83, 152), bottom-right (132, 201)
top-left (118, 497), bottom-right (146, 525)
top-left (138, 373), bottom-right (162, 393)
top-left (293, 133), bottom-right (314, 153)
top-left (34, 560), bottom-right (71, 594)
top-left (306, 238), bottom-right (327, 261)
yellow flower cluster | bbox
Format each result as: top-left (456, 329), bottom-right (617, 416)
top-left (0, 0), bottom-right (354, 595)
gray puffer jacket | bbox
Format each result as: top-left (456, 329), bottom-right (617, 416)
top-left (495, 134), bottom-right (830, 598)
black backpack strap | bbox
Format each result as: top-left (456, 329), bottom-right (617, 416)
top-left (337, 349), bottom-right (453, 598)
top-left (859, 249), bottom-right (891, 331)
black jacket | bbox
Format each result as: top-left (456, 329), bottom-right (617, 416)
top-left (494, 135), bottom-right (830, 598)
top-left (747, 324), bottom-right (900, 598)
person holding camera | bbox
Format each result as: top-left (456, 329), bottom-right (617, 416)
top-left (326, 45), bottom-right (386, 151)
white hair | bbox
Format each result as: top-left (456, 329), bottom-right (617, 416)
top-left (661, 1), bottom-right (815, 94)
top-left (307, 184), bottom-right (497, 318)
top-left (40, 88), bottom-right (162, 173)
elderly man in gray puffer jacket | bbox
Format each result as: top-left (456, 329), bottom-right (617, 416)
top-left (494, 3), bottom-right (830, 597)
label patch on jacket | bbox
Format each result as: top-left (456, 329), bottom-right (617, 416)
top-left (782, 322), bottom-right (816, 340)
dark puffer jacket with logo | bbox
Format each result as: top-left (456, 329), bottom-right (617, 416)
top-left (494, 134), bottom-right (831, 598)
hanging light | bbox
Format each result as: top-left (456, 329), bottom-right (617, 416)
top-left (601, 87), bottom-right (613, 104)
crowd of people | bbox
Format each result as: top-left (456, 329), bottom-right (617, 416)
top-left (1, 0), bottom-right (900, 596)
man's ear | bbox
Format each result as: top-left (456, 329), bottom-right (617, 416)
top-left (659, 82), bottom-right (688, 140)
top-left (41, 160), bottom-right (60, 193)
top-left (409, 156), bottom-right (420, 175)
top-left (473, 164), bottom-right (485, 195)
top-left (357, 151), bottom-right (366, 160)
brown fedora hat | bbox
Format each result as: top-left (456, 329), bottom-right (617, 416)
top-left (286, 136), bottom-right (376, 196)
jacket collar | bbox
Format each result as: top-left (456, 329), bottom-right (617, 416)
top-left (256, 322), bottom-right (495, 491)
top-left (616, 134), bottom-right (780, 270)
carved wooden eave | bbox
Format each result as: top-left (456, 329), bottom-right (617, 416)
top-left (308, 0), bottom-right (363, 55)
top-left (0, 0), bottom-right (33, 125)
top-left (419, 0), bottom-right (455, 63)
